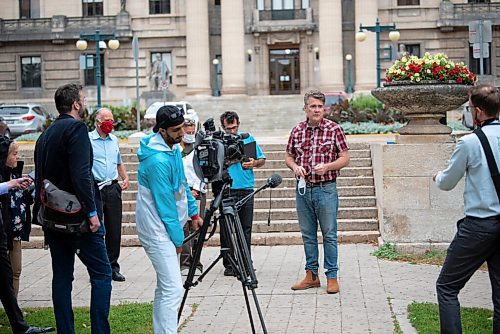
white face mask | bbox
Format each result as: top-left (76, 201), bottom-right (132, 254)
top-left (183, 133), bottom-right (196, 144)
top-left (297, 177), bottom-right (306, 196)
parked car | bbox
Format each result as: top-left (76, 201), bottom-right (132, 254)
top-left (324, 91), bottom-right (349, 113)
top-left (144, 101), bottom-right (199, 130)
top-left (0, 103), bottom-right (50, 137)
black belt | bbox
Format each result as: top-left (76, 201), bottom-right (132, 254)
top-left (306, 180), bottom-right (335, 188)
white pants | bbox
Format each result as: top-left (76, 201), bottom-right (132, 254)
top-left (140, 236), bottom-right (183, 334)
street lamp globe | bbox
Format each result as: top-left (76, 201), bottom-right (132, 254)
top-left (108, 39), bottom-right (120, 50)
top-left (345, 54), bottom-right (352, 61)
top-left (213, 58), bottom-right (219, 65)
top-left (355, 31), bottom-right (367, 42)
top-left (76, 39), bottom-right (88, 51)
top-left (389, 30), bottom-right (401, 42)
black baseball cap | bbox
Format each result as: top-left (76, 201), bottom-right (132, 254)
top-left (153, 105), bottom-right (185, 133)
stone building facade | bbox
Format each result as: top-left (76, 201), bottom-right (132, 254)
top-left (0, 0), bottom-right (498, 109)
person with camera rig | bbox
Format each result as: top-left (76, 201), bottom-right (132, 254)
top-left (136, 105), bottom-right (203, 333)
top-left (180, 115), bottom-right (206, 276)
top-left (219, 111), bottom-right (266, 277)
top-left (286, 89), bottom-right (350, 295)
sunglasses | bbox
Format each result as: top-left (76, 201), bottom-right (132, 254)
top-left (184, 119), bottom-right (196, 126)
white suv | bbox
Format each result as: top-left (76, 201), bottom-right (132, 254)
top-left (144, 101), bottom-right (199, 130)
top-left (0, 103), bottom-right (51, 136)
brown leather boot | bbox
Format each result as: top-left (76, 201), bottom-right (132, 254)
top-left (326, 278), bottom-right (340, 294)
top-left (291, 270), bottom-right (320, 290)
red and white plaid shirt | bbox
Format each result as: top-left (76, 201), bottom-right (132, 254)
top-left (286, 118), bottom-right (349, 183)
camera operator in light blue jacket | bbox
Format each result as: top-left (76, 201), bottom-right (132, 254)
top-left (136, 105), bottom-right (202, 334)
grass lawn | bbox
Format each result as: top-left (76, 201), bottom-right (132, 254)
top-left (372, 243), bottom-right (488, 270)
top-left (0, 303), bottom-right (154, 334)
top-left (408, 302), bottom-right (493, 334)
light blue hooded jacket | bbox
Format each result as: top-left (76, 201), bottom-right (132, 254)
top-left (135, 133), bottom-right (198, 247)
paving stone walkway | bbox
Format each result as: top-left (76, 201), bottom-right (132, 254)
top-left (15, 244), bottom-right (491, 333)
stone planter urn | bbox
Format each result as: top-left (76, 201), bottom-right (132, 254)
top-left (372, 81), bottom-right (470, 142)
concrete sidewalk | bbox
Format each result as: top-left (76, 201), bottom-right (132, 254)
top-left (15, 244), bottom-right (491, 333)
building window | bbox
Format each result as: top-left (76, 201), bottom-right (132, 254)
top-left (469, 44), bottom-right (491, 75)
top-left (272, 0), bottom-right (293, 10)
top-left (81, 53), bottom-right (105, 86)
top-left (468, 0), bottom-right (490, 3)
top-left (301, 0), bottom-right (309, 9)
top-left (149, 0), bottom-right (170, 14)
top-left (82, 0), bottom-right (103, 17)
top-left (397, 0), bottom-right (419, 5)
top-left (19, 0), bottom-right (31, 18)
top-left (21, 56), bottom-right (41, 88)
top-left (215, 0), bottom-right (220, 5)
top-left (257, 0), bottom-right (264, 10)
top-left (150, 52), bottom-right (172, 85)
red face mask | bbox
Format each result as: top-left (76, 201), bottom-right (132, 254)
top-left (99, 120), bottom-right (114, 134)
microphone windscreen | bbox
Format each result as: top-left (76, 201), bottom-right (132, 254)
top-left (239, 132), bottom-right (250, 139)
top-left (268, 174), bottom-right (282, 188)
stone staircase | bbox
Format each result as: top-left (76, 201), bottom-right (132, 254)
top-left (20, 141), bottom-right (379, 248)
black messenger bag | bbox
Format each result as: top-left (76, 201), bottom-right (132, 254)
top-left (38, 179), bottom-right (89, 234)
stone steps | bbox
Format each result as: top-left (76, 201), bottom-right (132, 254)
top-left (121, 196), bottom-right (377, 211)
top-left (18, 140), bottom-right (380, 248)
top-left (24, 230), bottom-right (380, 249)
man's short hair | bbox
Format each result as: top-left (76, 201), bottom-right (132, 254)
top-left (304, 89), bottom-right (325, 106)
top-left (469, 84), bottom-right (500, 118)
top-left (220, 111), bottom-right (239, 127)
top-left (54, 83), bottom-right (83, 115)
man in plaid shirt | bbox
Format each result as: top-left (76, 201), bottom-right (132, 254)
top-left (285, 89), bottom-right (350, 294)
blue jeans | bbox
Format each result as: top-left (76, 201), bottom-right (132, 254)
top-left (296, 182), bottom-right (339, 279)
top-left (46, 229), bottom-right (112, 334)
top-left (436, 216), bottom-right (500, 334)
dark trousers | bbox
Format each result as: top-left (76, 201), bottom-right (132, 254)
top-left (100, 182), bottom-right (122, 273)
top-left (222, 189), bottom-right (254, 268)
top-left (180, 193), bottom-right (206, 270)
top-left (0, 227), bottom-right (29, 334)
top-left (46, 229), bottom-right (112, 334)
top-left (436, 216), bottom-right (500, 334)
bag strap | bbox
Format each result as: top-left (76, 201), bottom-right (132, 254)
top-left (474, 126), bottom-right (500, 202)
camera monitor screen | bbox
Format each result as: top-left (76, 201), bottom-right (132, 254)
top-left (243, 141), bottom-right (257, 159)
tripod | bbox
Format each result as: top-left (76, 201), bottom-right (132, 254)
top-left (178, 173), bottom-right (281, 333)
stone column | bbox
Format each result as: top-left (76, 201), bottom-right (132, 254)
top-left (355, 0), bottom-right (378, 90)
top-left (185, 0), bottom-right (211, 95)
top-left (318, 0), bottom-right (344, 92)
top-left (220, 0), bottom-right (246, 95)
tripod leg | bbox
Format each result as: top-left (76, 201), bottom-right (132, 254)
top-left (251, 288), bottom-right (268, 334)
top-left (241, 283), bottom-right (256, 334)
top-left (219, 206), bottom-right (268, 333)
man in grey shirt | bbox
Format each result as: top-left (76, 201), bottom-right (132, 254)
top-left (433, 84), bottom-right (500, 334)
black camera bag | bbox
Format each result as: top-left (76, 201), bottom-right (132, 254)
top-left (38, 179), bottom-right (89, 234)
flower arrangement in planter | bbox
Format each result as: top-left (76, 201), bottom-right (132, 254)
top-left (385, 52), bottom-right (477, 85)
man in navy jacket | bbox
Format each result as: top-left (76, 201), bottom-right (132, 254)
top-left (33, 83), bottom-right (112, 334)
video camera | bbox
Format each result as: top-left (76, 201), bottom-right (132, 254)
top-left (193, 118), bottom-right (249, 183)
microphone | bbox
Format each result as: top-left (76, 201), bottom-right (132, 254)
top-left (266, 174), bottom-right (282, 188)
top-left (239, 132), bottom-right (250, 139)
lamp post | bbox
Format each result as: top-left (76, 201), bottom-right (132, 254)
top-left (345, 54), bottom-right (353, 94)
top-left (212, 58), bottom-right (220, 97)
top-left (355, 18), bottom-right (400, 88)
top-left (76, 27), bottom-right (120, 109)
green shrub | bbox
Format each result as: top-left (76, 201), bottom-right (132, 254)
top-left (85, 104), bottom-right (145, 131)
top-left (350, 94), bottom-right (383, 113)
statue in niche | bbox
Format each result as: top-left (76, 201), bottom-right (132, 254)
top-left (150, 53), bottom-right (170, 91)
